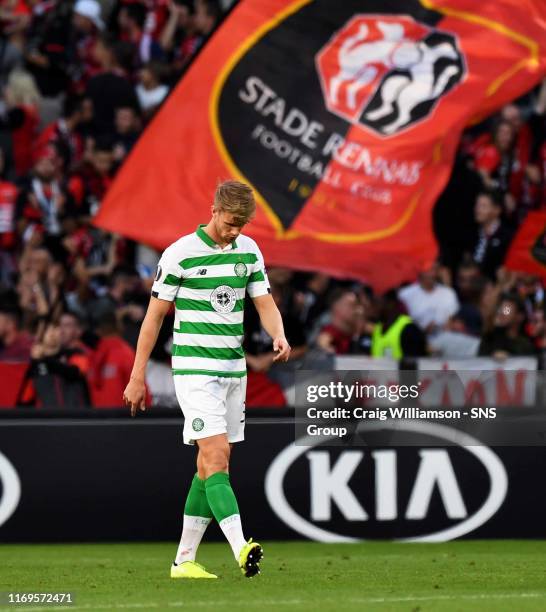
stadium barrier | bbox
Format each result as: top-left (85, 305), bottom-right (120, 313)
top-left (0, 411), bottom-right (544, 542)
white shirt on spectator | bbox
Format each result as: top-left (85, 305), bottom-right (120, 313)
top-left (136, 84), bottom-right (169, 112)
top-left (398, 282), bottom-right (459, 330)
top-left (428, 331), bottom-right (480, 358)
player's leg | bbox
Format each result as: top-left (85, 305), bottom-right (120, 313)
top-left (223, 375), bottom-right (263, 577)
top-left (173, 451), bottom-right (213, 565)
top-left (198, 434), bottom-right (249, 560)
top-left (170, 376), bottom-right (220, 579)
top-left (198, 433), bottom-right (261, 576)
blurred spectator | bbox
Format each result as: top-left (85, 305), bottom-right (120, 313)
top-left (34, 95), bottom-right (85, 169)
top-left (193, 0), bottom-right (220, 40)
top-left (349, 286), bottom-right (374, 355)
top-left (478, 293), bottom-right (535, 358)
top-left (398, 262), bottom-right (459, 334)
top-left (112, 105), bottom-right (141, 162)
top-left (473, 120), bottom-right (523, 217)
top-left (0, 302), bottom-right (32, 361)
top-left (527, 304), bottom-right (546, 352)
top-left (69, 135), bottom-right (115, 216)
top-left (316, 289), bottom-right (360, 355)
top-left (434, 150), bottom-right (484, 273)
top-left (164, 0), bottom-right (219, 73)
top-left (472, 191), bottom-right (514, 280)
top-left (160, 0), bottom-right (198, 70)
top-left (28, 318), bottom-right (90, 407)
top-left (0, 0), bottom-right (31, 49)
top-left (25, 0), bottom-right (73, 97)
top-left (87, 265), bottom-right (145, 346)
top-left (428, 306), bottom-right (481, 358)
top-left (59, 310), bottom-right (91, 364)
top-left (87, 309), bottom-right (139, 407)
top-left (85, 33), bottom-right (138, 134)
top-left (16, 144), bottom-right (75, 241)
top-left (0, 32), bottom-right (22, 91)
top-left (117, 2), bottom-right (164, 66)
top-left (515, 274), bottom-right (544, 319)
top-left (63, 226), bottom-right (122, 304)
top-left (17, 248), bottom-right (66, 327)
top-left (245, 282), bottom-right (307, 373)
top-left (292, 272), bottom-right (330, 332)
top-left (371, 290), bottom-right (426, 360)
top-left (70, 0), bottom-right (104, 93)
top-left (0, 146), bottom-right (18, 285)
top-left (136, 61), bottom-right (169, 116)
top-left (3, 69), bottom-right (40, 177)
top-left (455, 258), bottom-right (486, 309)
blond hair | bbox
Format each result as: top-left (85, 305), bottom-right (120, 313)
top-left (5, 69), bottom-right (41, 107)
top-left (213, 180), bottom-right (256, 225)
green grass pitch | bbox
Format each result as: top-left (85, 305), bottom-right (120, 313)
top-left (1, 541), bottom-right (545, 611)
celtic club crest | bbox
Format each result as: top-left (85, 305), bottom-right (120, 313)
top-left (210, 285), bottom-right (237, 313)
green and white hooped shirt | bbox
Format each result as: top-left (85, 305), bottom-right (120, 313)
top-left (151, 225), bottom-right (270, 378)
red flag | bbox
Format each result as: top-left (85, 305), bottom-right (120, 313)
top-left (505, 211), bottom-right (546, 279)
top-left (95, 0), bottom-right (546, 291)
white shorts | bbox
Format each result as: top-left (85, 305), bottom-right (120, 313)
top-left (174, 375), bottom-right (247, 445)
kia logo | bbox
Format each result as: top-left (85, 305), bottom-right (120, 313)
top-left (0, 451), bottom-right (21, 528)
top-left (265, 421), bottom-right (507, 542)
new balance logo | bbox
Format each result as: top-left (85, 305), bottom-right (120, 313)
top-left (197, 269), bottom-right (207, 275)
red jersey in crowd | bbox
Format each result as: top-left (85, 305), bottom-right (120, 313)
top-left (6, 0), bottom-right (31, 17)
top-left (35, 119), bottom-right (84, 167)
top-left (68, 163), bottom-right (113, 214)
top-left (11, 105), bottom-right (39, 177)
top-left (18, 175), bottom-right (68, 236)
top-left (72, 33), bottom-right (101, 93)
top-left (0, 180), bottom-right (18, 249)
top-left (319, 324), bottom-right (352, 354)
top-left (144, 0), bottom-right (169, 39)
top-left (0, 331), bottom-right (33, 362)
top-left (468, 123), bottom-right (531, 201)
top-left (176, 34), bottom-right (201, 66)
top-left (87, 335), bottom-right (148, 407)
top-left (68, 340), bottom-right (92, 376)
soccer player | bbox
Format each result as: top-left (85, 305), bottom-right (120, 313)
top-left (122, 180), bottom-right (291, 579)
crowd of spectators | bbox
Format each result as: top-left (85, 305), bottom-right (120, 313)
top-left (0, 0), bottom-right (544, 408)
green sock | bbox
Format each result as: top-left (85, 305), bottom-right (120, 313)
top-left (205, 472), bottom-right (247, 558)
top-left (184, 474), bottom-right (214, 518)
top-left (204, 472), bottom-right (239, 522)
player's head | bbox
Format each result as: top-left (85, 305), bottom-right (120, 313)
top-left (211, 180), bottom-right (256, 244)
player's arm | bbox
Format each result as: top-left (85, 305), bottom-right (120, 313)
top-left (251, 293), bottom-right (291, 362)
top-left (123, 296), bottom-right (171, 416)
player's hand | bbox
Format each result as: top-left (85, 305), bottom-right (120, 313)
top-left (123, 377), bottom-right (147, 417)
top-left (272, 337), bottom-right (291, 362)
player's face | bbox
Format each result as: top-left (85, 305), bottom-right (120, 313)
top-left (212, 210), bottom-right (245, 246)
